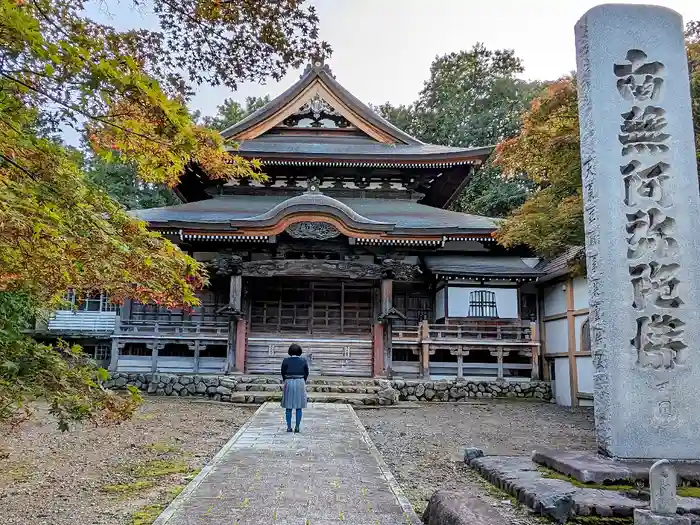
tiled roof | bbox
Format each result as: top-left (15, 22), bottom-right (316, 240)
top-left (424, 255), bottom-right (542, 277)
top-left (535, 246), bottom-right (585, 278)
top-left (131, 195), bottom-right (498, 233)
top-left (233, 139), bottom-right (490, 163)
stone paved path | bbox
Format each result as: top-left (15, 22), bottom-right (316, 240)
top-left (154, 402), bottom-right (421, 525)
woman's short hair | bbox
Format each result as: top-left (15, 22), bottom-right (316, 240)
top-left (288, 343), bottom-right (303, 356)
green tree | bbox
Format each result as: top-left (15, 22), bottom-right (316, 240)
top-left (371, 102), bottom-right (418, 137)
top-left (495, 22), bottom-right (700, 257)
top-left (0, 0), bottom-right (327, 427)
top-left (86, 159), bottom-right (180, 210)
top-left (375, 44), bottom-right (541, 217)
top-left (200, 95), bottom-right (271, 131)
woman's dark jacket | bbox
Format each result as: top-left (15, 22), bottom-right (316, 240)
top-left (281, 356), bottom-right (309, 381)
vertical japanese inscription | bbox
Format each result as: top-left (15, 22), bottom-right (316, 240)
top-left (614, 49), bottom-right (686, 376)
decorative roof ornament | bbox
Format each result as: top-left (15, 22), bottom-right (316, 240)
top-left (306, 176), bottom-right (321, 193)
top-left (282, 93), bottom-right (350, 128)
top-left (301, 54), bottom-right (335, 78)
top-left (285, 221), bottom-right (341, 240)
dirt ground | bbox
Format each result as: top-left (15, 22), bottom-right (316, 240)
top-left (0, 398), bottom-right (254, 525)
top-left (1, 397), bottom-right (595, 525)
top-left (359, 399), bottom-right (596, 522)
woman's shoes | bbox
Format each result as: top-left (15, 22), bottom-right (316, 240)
top-left (293, 427), bottom-right (300, 433)
top-left (286, 427), bottom-right (293, 433)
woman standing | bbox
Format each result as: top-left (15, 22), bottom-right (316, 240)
top-left (281, 343), bottom-right (309, 433)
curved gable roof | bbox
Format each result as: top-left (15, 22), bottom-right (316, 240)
top-left (220, 61), bottom-right (422, 146)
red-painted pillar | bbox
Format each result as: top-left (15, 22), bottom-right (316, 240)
top-left (234, 318), bottom-right (247, 373)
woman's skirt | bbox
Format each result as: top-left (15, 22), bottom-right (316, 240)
top-left (281, 378), bottom-right (307, 409)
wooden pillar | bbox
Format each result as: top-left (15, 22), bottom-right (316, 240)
top-left (530, 321), bottom-right (540, 381)
top-left (491, 347), bottom-right (505, 380)
top-left (225, 273), bottom-right (243, 374)
top-left (109, 339), bottom-right (119, 373)
top-left (565, 278), bottom-right (579, 407)
top-left (456, 353), bottom-right (464, 378)
top-left (151, 341), bottom-right (159, 373)
top-left (372, 323), bottom-right (385, 377)
top-left (193, 340), bottom-right (200, 374)
top-left (419, 320), bottom-right (430, 378)
top-left (381, 278), bottom-right (393, 376)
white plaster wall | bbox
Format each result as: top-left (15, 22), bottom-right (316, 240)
top-left (577, 356), bottom-right (594, 395)
top-left (554, 357), bottom-right (572, 406)
top-left (543, 284), bottom-right (567, 316)
top-left (447, 286), bottom-right (518, 319)
top-left (544, 318), bottom-right (568, 355)
top-left (573, 276), bottom-right (589, 310)
top-left (435, 287), bottom-right (445, 321)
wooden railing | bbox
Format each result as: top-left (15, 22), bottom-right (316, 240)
top-left (392, 319), bottom-right (540, 380)
top-left (118, 303), bottom-right (229, 338)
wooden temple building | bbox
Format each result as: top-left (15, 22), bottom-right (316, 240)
top-left (37, 61), bottom-right (546, 380)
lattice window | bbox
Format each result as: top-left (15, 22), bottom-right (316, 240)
top-left (94, 344), bottom-right (111, 361)
top-left (61, 290), bottom-right (118, 312)
top-left (581, 317), bottom-right (591, 353)
top-left (467, 290), bottom-right (498, 318)
top-left (249, 279), bottom-right (372, 335)
top-left (393, 285), bottom-right (433, 329)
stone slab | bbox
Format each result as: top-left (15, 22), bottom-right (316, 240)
top-left (532, 448), bottom-right (700, 484)
top-left (152, 402), bottom-right (421, 525)
top-left (635, 508), bottom-right (691, 525)
top-left (470, 455), bottom-right (649, 522)
top-left (575, 4), bottom-right (700, 459)
top-left (422, 490), bottom-right (512, 525)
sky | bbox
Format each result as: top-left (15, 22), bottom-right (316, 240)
top-left (92, 0), bottom-right (700, 119)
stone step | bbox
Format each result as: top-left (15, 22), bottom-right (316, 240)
top-left (234, 376), bottom-right (381, 388)
top-left (234, 383), bottom-right (382, 394)
top-left (228, 391), bottom-right (390, 406)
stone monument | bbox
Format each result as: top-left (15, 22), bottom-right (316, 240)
top-left (634, 459), bottom-right (689, 524)
top-left (575, 4), bottom-right (700, 459)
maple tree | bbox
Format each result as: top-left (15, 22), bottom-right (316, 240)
top-left (0, 0), bottom-right (327, 427)
top-left (495, 22), bottom-right (700, 257)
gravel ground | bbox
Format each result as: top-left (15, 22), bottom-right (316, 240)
top-left (0, 398), bottom-right (254, 525)
top-left (359, 399), bottom-right (596, 522)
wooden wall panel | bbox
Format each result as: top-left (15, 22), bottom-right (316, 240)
top-left (247, 336), bottom-right (373, 377)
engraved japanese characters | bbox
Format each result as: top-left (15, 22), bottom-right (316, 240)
top-left (614, 49), bottom-right (687, 373)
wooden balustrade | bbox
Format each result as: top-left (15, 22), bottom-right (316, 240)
top-left (392, 319), bottom-right (540, 380)
top-left (119, 302), bottom-right (229, 337)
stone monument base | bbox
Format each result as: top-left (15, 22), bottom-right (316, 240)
top-left (465, 453), bottom-right (700, 522)
top-left (533, 448), bottom-right (700, 485)
top-left (635, 508), bottom-right (691, 524)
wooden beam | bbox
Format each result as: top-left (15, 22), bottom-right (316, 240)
top-left (381, 278), bottom-right (393, 376)
top-left (151, 341), bottom-right (159, 374)
top-left (419, 320), bottom-right (430, 378)
top-left (372, 323), bottom-right (384, 377)
top-left (109, 339), bottom-right (119, 372)
top-left (235, 319), bottom-right (247, 373)
top-left (193, 340), bottom-right (200, 374)
top-left (530, 321), bottom-right (540, 381)
top-left (225, 274), bottom-right (243, 374)
top-left (565, 278), bottom-right (579, 407)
